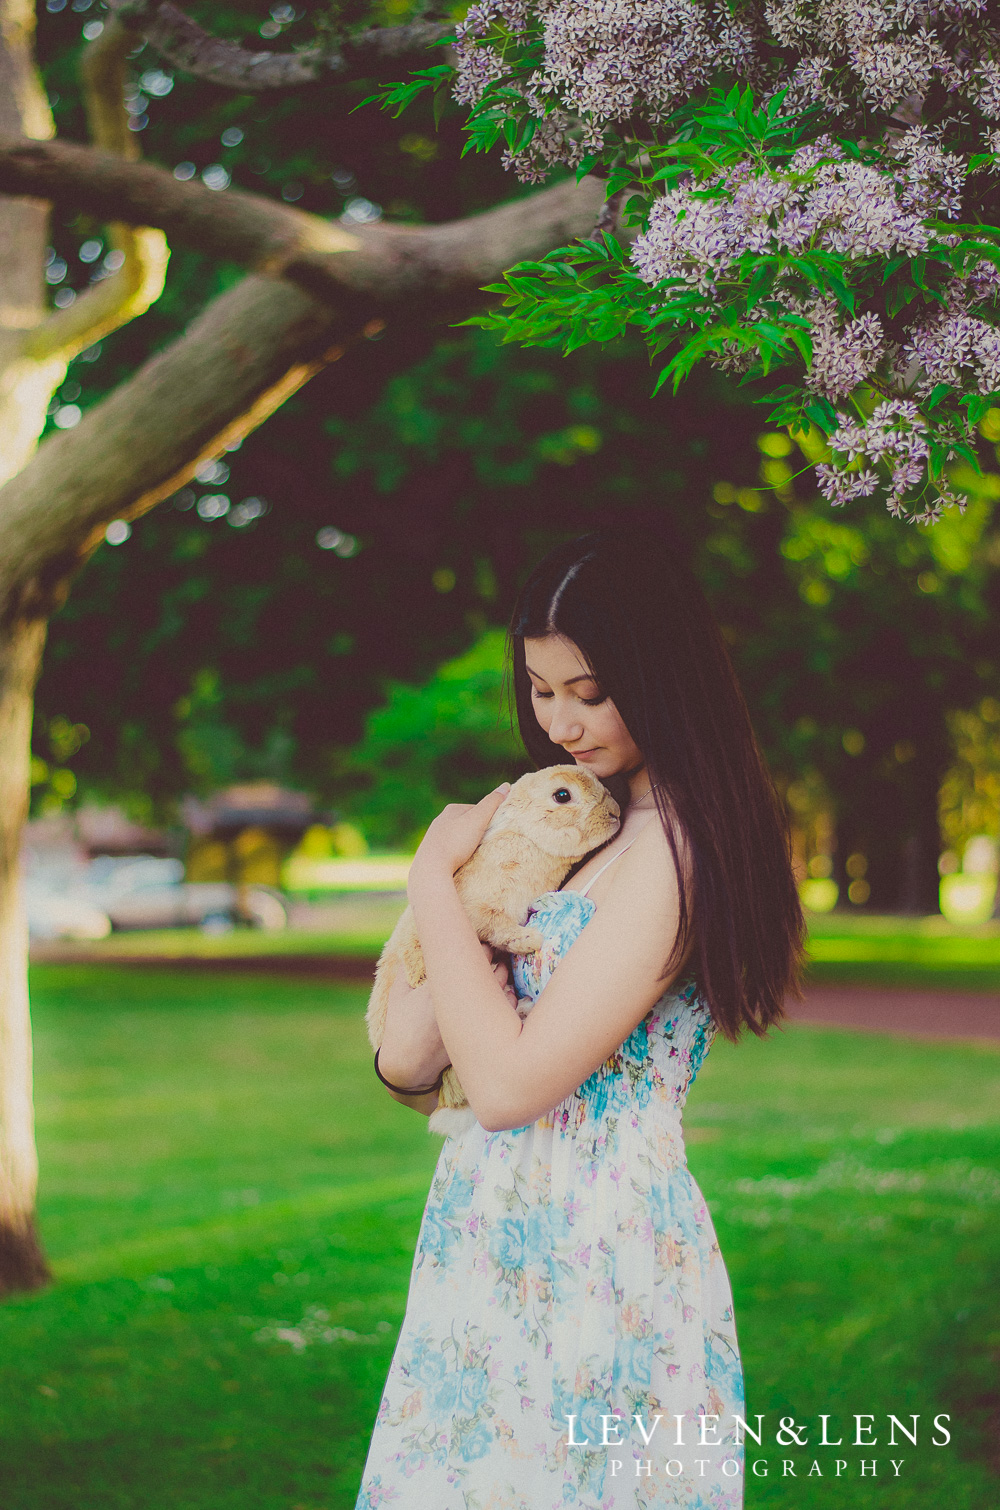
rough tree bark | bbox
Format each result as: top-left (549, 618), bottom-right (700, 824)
top-left (0, 4), bottom-right (605, 1295)
top-left (0, 137), bottom-right (604, 309)
top-left (0, 617), bottom-right (49, 1291)
top-left (109, 1), bottom-right (453, 91)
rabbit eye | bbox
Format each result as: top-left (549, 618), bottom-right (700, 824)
top-left (552, 787), bottom-right (572, 804)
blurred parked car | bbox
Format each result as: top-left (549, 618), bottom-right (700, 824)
top-left (24, 854), bottom-right (287, 939)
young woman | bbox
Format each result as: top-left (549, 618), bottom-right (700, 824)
top-left (356, 527), bottom-right (804, 1509)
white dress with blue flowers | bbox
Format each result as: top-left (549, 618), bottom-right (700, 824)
top-left (356, 887), bottom-right (745, 1509)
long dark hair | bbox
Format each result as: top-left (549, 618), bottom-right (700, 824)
top-left (508, 526), bottom-right (804, 1043)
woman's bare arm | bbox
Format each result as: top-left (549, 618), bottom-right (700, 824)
top-left (375, 941), bottom-right (516, 1118)
top-left (410, 811), bottom-right (685, 1133)
top-left (375, 961), bottom-right (449, 1117)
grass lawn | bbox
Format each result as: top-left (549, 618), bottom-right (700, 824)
top-left (804, 911), bottom-right (1000, 993)
top-left (1, 965), bottom-right (997, 1508)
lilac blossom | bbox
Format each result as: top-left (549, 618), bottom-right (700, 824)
top-left (805, 301), bottom-right (887, 400)
top-left (631, 148), bottom-right (940, 293)
top-left (450, 0), bottom-right (1000, 517)
top-left (904, 313), bottom-right (1000, 397)
top-left (818, 400), bottom-right (967, 521)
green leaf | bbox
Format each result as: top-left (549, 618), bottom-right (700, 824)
top-left (805, 399), bottom-right (839, 435)
top-left (923, 383), bottom-right (954, 412)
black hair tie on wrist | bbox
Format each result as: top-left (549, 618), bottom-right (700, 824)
top-left (373, 1047), bottom-right (448, 1097)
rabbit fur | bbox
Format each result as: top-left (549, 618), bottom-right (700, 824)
top-left (366, 765), bottom-right (620, 1138)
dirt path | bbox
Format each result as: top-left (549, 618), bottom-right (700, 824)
top-left (32, 942), bottom-right (1000, 1040)
top-left (784, 984), bottom-right (1000, 1041)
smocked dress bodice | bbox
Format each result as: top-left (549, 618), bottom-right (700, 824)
top-left (510, 887), bottom-right (716, 1138)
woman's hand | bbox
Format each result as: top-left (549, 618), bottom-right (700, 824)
top-left (486, 942), bottom-right (520, 1011)
top-left (408, 783), bottom-right (511, 899)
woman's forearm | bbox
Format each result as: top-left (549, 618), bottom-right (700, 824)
top-left (410, 867), bottom-right (523, 1130)
top-left (377, 968), bottom-right (451, 1091)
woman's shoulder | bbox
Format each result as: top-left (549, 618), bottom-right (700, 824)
top-left (581, 810), bottom-right (685, 915)
top-left (619, 807), bottom-right (686, 879)
top-left (635, 803), bottom-right (692, 883)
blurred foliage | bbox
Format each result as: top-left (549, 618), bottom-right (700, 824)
top-left (940, 698), bottom-right (1000, 856)
top-left (334, 628), bottom-right (523, 849)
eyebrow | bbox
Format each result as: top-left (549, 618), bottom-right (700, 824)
top-left (524, 664), bottom-right (598, 686)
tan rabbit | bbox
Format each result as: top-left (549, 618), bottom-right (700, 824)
top-left (366, 765), bottom-right (620, 1138)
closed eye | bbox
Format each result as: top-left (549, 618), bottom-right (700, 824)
top-left (530, 686), bottom-right (605, 706)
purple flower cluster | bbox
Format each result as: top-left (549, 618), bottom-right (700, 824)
top-left (451, 1), bottom-right (1000, 514)
top-left (455, 0), bottom-right (760, 181)
top-left (806, 301), bottom-right (886, 400)
top-left (630, 137), bottom-right (964, 404)
top-left (817, 401), bottom-right (962, 522)
top-left (767, 0), bottom-right (989, 120)
top-left (627, 128), bottom-right (997, 512)
top-left (632, 141), bottom-right (939, 286)
top-left (903, 313), bottom-right (1000, 399)
top-left (456, 0), bottom-right (1000, 175)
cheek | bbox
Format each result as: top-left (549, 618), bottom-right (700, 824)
top-left (598, 703), bottom-right (637, 751)
top-left (593, 705), bottom-right (625, 742)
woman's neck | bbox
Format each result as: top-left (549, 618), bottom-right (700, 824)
top-left (627, 768), bottom-right (657, 810)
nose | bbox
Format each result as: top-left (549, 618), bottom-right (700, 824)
top-left (548, 704), bottom-right (585, 747)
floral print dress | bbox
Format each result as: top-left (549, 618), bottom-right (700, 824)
top-left (356, 887), bottom-right (745, 1509)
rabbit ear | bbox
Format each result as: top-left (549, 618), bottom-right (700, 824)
top-left (484, 794), bottom-right (520, 836)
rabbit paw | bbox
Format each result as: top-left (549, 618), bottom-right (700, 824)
top-left (503, 926), bottom-right (543, 957)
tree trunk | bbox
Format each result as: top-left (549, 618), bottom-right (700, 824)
top-left (0, 613), bottom-right (50, 1294)
top-left (894, 751), bottom-right (947, 915)
top-left (0, 0), bottom-right (57, 1296)
top-left (0, 0), bottom-right (58, 488)
top-left (831, 737), bottom-right (945, 916)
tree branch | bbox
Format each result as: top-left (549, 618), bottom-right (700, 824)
top-left (109, 2), bottom-right (453, 91)
top-left (22, 17), bottom-right (169, 365)
top-left (0, 276), bottom-right (360, 618)
top-left (0, 135), bottom-right (606, 308)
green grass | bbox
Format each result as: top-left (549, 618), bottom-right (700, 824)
top-left (804, 911), bottom-right (1000, 992)
top-left (1, 966), bottom-right (997, 1508)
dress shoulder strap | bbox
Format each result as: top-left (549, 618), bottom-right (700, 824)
top-left (575, 836), bottom-right (640, 898)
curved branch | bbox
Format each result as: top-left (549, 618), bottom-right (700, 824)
top-left (0, 276), bottom-right (357, 618)
top-left (109, 2), bottom-right (453, 91)
top-left (81, 12), bottom-right (140, 161)
top-left (0, 135), bottom-right (606, 308)
top-left (23, 18), bottom-right (169, 365)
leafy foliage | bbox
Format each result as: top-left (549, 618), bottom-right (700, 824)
top-left (333, 628), bottom-right (524, 848)
top-left (370, 1), bottom-right (1000, 521)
